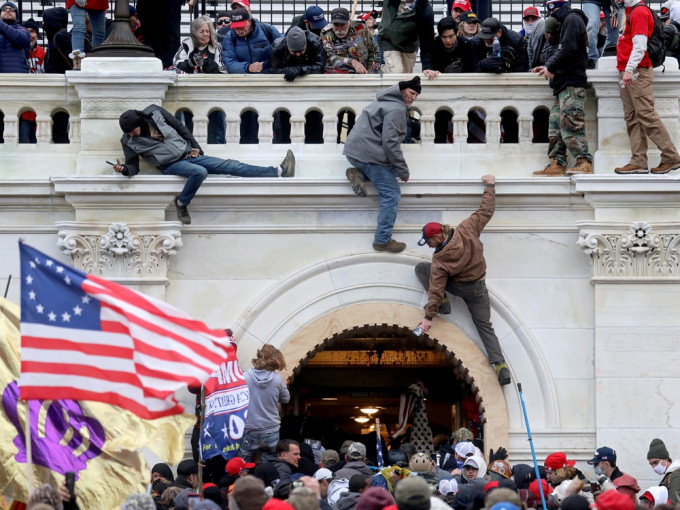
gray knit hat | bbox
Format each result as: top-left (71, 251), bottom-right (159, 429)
top-left (287, 26), bottom-right (307, 52)
top-left (647, 438), bottom-right (670, 459)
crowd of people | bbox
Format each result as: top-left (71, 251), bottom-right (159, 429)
top-left (22, 429), bottom-right (680, 510)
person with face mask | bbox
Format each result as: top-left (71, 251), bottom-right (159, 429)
top-left (521, 6), bottom-right (546, 69)
top-left (647, 438), bottom-right (680, 504)
top-left (587, 447), bottom-right (640, 502)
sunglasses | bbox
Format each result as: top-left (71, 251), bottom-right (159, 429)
top-left (1, 6), bottom-right (16, 11)
top-left (216, 18), bottom-right (229, 25)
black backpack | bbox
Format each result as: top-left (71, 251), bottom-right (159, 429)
top-left (628, 3), bottom-right (667, 67)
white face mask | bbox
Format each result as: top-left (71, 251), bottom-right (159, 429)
top-left (654, 462), bottom-right (668, 475)
top-left (623, 0), bottom-right (636, 8)
top-left (523, 20), bottom-right (537, 37)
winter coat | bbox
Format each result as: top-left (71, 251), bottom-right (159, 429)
top-left (336, 492), bottom-right (362, 510)
top-left (472, 25), bottom-right (529, 73)
top-left (320, 21), bottom-right (381, 73)
top-left (173, 37), bottom-right (226, 74)
top-left (545, 7), bottom-right (589, 95)
top-left (120, 105), bottom-right (201, 176)
top-left (222, 20), bottom-right (281, 73)
top-left (65, 0), bottom-right (108, 10)
top-left (424, 187), bottom-right (494, 318)
top-left (378, 0), bottom-right (434, 68)
top-left (607, 468), bottom-right (640, 501)
top-left (43, 7), bottom-right (70, 73)
top-left (526, 17), bottom-right (545, 68)
top-left (0, 19), bottom-right (30, 73)
top-left (265, 456), bottom-right (298, 500)
top-left (270, 30), bottom-right (326, 75)
top-left (428, 35), bottom-right (474, 72)
top-left (335, 461), bottom-right (373, 480)
top-left (660, 459), bottom-right (680, 503)
top-left (342, 85), bottom-right (410, 179)
top-left (244, 369), bottom-right (290, 434)
top-left (27, 43), bottom-right (46, 73)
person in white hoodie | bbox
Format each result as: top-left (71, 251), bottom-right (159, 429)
top-left (639, 485), bottom-right (670, 508)
top-left (241, 344), bottom-right (290, 462)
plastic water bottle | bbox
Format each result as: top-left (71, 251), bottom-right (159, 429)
top-left (492, 36), bottom-right (501, 57)
top-left (413, 324), bottom-right (423, 336)
top-left (619, 72), bottom-right (639, 88)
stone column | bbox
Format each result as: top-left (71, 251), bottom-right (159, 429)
top-left (66, 57), bottom-right (175, 175)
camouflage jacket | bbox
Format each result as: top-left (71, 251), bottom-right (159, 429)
top-left (320, 22), bottom-right (381, 73)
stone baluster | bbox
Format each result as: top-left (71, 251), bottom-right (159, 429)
top-left (486, 115), bottom-right (501, 144)
top-left (322, 115), bottom-right (338, 144)
top-left (453, 115), bottom-right (468, 144)
top-left (35, 115), bottom-right (52, 143)
top-left (4, 116), bottom-right (18, 144)
top-left (69, 116), bottom-right (81, 143)
top-left (290, 115), bottom-right (305, 143)
top-left (192, 115), bottom-right (208, 145)
top-left (420, 114), bottom-right (435, 144)
top-left (226, 115), bottom-right (240, 144)
top-left (518, 115), bottom-right (533, 143)
top-left (258, 115), bottom-right (274, 144)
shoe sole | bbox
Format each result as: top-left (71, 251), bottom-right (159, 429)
top-left (614, 168), bottom-right (649, 175)
top-left (650, 162), bottom-right (680, 174)
top-left (565, 170), bottom-right (592, 175)
top-left (346, 168), bottom-right (367, 197)
top-left (281, 150), bottom-right (295, 177)
top-left (532, 172), bottom-right (566, 176)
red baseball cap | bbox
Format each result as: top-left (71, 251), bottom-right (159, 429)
top-left (544, 452), bottom-right (575, 472)
top-left (593, 488), bottom-right (634, 510)
top-left (226, 457), bottom-right (256, 475)
top-left (452, 0), bottom-right (472, 11)
top-left (523, 6), bottom-right (540, 18)
top-left (232, 0), bottom-right (250, 8)
top-left (417, 222), bottom-right (442, 246)
top-left (528, 479), bottom-right (552, 499)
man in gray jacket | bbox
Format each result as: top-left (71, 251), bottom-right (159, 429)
top-left (113, 105), bottom-right (295, 225)
top-left (343, 76), bottom-right (421, 253)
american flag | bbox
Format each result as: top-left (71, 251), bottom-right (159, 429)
top-left (18, 242), bottom-right (232, 420)
top-left (375, 418), bottom-right (384, 468)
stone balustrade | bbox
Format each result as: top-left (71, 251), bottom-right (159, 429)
top-left (1, 57), bottom-right (677, 179)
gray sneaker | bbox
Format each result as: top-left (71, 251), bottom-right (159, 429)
top-left (174, 197), bottom-right (191, 225)
top-left (372, 240), bottom-right (406, 253)
top-left (346, 167), bottom-right (367, 197)
top-left (280, 149), bottom-right (295, 177)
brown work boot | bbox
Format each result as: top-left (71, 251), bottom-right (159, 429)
top-left (614, 163), bottom-right (648, 175)
top-left (372, 239), bottom-right (406, 253)
top-left (533, 159), bottom-right (566, 176)
top-left (650, 160), bottom-right (680, 174)
top-left (566, 158), bottom-right (593, 175)
top-left (346, 167), bottom-right (367, 197)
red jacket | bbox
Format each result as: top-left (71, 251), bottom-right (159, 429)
top-left (65, 0), bottom-right (109, 10)
top-left (616, 1), bottom-right (653, 70)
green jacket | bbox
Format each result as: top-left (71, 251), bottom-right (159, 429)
top-left (377, 0), bottom-right (434, 63)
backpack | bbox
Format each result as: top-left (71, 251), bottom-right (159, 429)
top-left (628, 3), bottom-right (667, 67)
top-left (664, 22), bottom-right (680, 53)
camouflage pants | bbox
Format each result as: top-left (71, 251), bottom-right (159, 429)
top-left (548, 86), bottom-right (592, 166)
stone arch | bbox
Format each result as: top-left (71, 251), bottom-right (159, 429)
top-left (234, 252), bottom-right (559, 448)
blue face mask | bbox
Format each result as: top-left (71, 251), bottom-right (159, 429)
top-left (456, 459), bottom-right (465, 469)
top-left (594, 465), bottom-right (603, 477)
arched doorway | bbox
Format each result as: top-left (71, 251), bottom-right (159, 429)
top-left (283, 323), bottom-right (489, 455)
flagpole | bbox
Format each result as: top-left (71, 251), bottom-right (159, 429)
top-left (197, 385), bottom-right (205, 494)
top-left (25, 400), bottom-right (33, 492)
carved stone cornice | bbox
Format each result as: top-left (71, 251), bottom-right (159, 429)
top-left (577, 221), bottom-right (680, 279)
top-left (56, 222), bottom-right (182, 282)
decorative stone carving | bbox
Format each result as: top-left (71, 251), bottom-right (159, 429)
top-left (577, 221), bottom-right (680, 277)
top-left (57, 222), bottom-right (182, 280)
top-left (80, 99), bottom-right (160, 119)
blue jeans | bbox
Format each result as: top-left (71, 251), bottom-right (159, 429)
top-left (19, 119), bottom-right (36, 144)
top-left (162, 155), bottom-right (278, 205)
top-left (346, 156), bottom-right (401, 245)
top-left (69, 5), bottom-right (107, 53)
top-left (239, 429), bottom-right (280, 463)
top-left (582, 2), bottom-right (621, 61)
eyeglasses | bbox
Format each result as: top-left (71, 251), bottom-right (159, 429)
top-left (1, 6), bottom-right (16, 11)
top-left (216, 19), bottom-right (229, 25)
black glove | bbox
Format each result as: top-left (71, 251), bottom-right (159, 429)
top-left (480, 56), bottom-right (505, 73)
top-left (489, 446), bottom-right (508, 461)
top-left (444, 59), bottom-right (464, 73)
top-left (284, 67), bottom-right (301, 82)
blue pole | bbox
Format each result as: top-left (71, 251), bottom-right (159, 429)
top-left (518, 383), bottom-right (548, 510)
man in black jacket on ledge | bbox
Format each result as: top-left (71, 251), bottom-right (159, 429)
top-left (113, 105), bottom-right (295, 225)
top-left (532, 0), bottom-right (593, 176)
top-left (270, 26), bottom-right (326, 81)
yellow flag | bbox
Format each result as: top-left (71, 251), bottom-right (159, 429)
top-left (0, 297), bottom-right (195, 509)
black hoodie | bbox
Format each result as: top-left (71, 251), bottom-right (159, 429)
top-left (545, 6), bottom-right (589, 95)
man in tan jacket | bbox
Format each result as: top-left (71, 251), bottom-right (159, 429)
top-left (414, 174), bottom-right (510, 385)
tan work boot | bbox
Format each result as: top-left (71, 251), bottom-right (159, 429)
top-left (372, 239), bottom-right (406, 253)
top-left (566, 158), bottom-right (593, 175)
top-left (533, 159), bottom-right (566, 176)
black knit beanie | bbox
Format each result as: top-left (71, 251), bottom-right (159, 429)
top-left (399, 76), bottom-right (422, 94)
top-left (119, 110), bottom-right (144, 133)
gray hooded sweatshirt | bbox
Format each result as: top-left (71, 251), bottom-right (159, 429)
top-left (343, 84), bottom-right (410, 179)
top-left (244, 369), bottom-right (290, 433)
